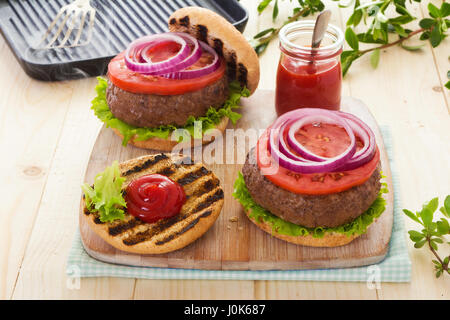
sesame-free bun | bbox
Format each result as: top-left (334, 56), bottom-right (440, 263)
top-left (168, 7), bottom-right (260, 95)
top-left (244, 208), bottom-right (360, 247)
top-left (81, 153), bottom-right (224, 254)
top-left (111, 116), bottom-right (229, 152)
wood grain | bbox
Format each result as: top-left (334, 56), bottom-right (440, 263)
top-left (79, 91), bottom-right (394, 271)
top-left (4, 0), bottom-right (450, 300)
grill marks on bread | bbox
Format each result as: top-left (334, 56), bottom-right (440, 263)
top-left (169, 15), bottom-right (249, 88)
top-left (85, 154), bottom-right (223, 247)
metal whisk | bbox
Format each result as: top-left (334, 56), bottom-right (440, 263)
top-left (37, 0), bottom-right (96, 49)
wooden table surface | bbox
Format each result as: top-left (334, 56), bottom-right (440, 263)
top-left (1, 0), bottom-right (449, 300)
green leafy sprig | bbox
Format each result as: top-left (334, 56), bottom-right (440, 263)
top-left (252, 0), bottom-right (325, 55)
top-left (403, 195), bottom-right (450, 278)
top-left (338, 1), bottom-right (450, 76)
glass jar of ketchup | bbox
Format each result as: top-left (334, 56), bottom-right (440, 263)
top-left (275, 21), bottom-right (344, 116)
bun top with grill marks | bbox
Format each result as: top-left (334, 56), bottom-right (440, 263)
top-left (168, 7), bottom-right (260, 95)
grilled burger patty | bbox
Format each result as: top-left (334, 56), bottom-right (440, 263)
top-left (242, 148), bottom-right (381, 228)
top-left (82, 154), bottom-right (224, 254)
top-left (106, 75), bottom-right (229, 128)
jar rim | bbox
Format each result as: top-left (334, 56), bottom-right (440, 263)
top-left (279, 20), bottom-right (344, 59)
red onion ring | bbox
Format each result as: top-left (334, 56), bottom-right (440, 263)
top-left (123, 32), bottom-right (220, 79)
top-left (161, 40), bottom-right (220, 80)
top-left (125, 33), bottom-right (191, 75)
top-left (335, 111), bottom-right (376, 170)
top-left (287, 114), bottom-right (356, 162)
top-left (267, 108), bottom-right (375, 174)
top-left (142, 32), bottom-right (203, 74)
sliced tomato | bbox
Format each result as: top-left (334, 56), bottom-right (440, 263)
top-left (256, 128), bottom-right (380, 195)
top-left (289, 123), bottom-right (365, 158)
top-left (144, 41), bottom-right (182, 63)
top-left (108, 51), bottom-right (226, 95)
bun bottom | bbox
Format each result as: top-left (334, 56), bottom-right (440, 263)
top-left (244, 208), bottom-right (360, 247)
top-left (82, 154), bottom-right (224, 254)
top-left (112, 117), bottom-right (229, 151)
top-left (83, 197), bottom-right (224, 254)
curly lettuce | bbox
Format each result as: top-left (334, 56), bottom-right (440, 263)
top-left (81, 161), bottom-right (126, 223)
top-left (232, 172), bottom-right (388, 238)
top-left (91, 77), bottom-right (250, 146)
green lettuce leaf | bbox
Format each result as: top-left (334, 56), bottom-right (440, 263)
top-left (81, 161), bottom-right (127, 223)
top-left (232, 172), bottom-right (388, 238)
top-left (91, 77), bottom-right (250, 146)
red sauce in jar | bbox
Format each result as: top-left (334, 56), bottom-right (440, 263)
top-left (275, 57), bottom-right (342, 116)
top-left (125, 174), bottom-right (186, 223)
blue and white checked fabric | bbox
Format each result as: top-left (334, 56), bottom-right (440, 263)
top-left (67, 127), bottom-right (411, 282)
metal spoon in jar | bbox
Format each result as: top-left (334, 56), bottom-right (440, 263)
top-left (309, 10), bottom-right (332, 72)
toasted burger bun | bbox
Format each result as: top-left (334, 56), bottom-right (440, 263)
top-left (168, 6), bottom-right (260, 95)
top-left (82, 153), bottom-right (224, 254)
top-left (244, 208), bottom-right (360, 247)
top-left (111, 117), bottom-right (229, 151)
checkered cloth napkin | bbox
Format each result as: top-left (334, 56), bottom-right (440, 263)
top-left (66, 127), bottom-right (411, 282)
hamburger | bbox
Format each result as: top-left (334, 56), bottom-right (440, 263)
top-left (81, 153), bottom-right (224, 254)
top-left (91, 7), bottom-right (260, 151)
top-left (233, 108), bottom-right (388, 247)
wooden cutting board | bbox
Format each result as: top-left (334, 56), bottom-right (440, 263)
top-left (79, 90), bottom-right (394, 271)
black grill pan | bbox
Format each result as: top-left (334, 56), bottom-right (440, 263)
top-left (0, 0), bottom-right (248, 81)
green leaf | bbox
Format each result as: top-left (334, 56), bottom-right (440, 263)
top-left (419, 18), bottom-right (435, 29)
top-left (341, 50), bottom-right (360, 76)
top-left (370, 48), bottom-right (380, 69)
top-left (254, 28), bottom-right (275, 39)
top-left (431, 237), bottom-right (444, 244)
top-left (272, 0), bottom-right (279, 21)
top-left (81, 161), bottom-right (126, 223)
top-left (372, 23), bottom-right (389, 43)
top-left (352, 9), bottom-right (363, 26)
top-left (394, 2), bottom-right (412, 16)
top-left (428, 3), bottom-right (441, 18)
top-left (257, 0), bottom-right (273, 14)
top-left (441, 2), bottom-right (450, 17)
top-left (345, 27), bottom-right (359, 50)
top-left (420, 31), bottom-right (430, 40)
top-left (338, 0), bottom-right (355, 8)
top-left (357, 32), bottom-right (385, 44)
top-left (347, 9), bottom-right (363, 26)
top-left (355, 0), bottom-right (384, 11)
top-left (444, 195), bottom-right (450, 215)
top-left (420, 207), bottom-right (434, 229)
top-left (254, 41), bottom-right (269, 55)
top-left (393, 24), bottom-right (408, 37)
top-left (437, 219), bottom-right (450, 235)
top-left (403, 209), bottom-right (422, 224)
top-left (445, 81), bottom-right (450, 90)
top-left (401, 43), bottom-right (425, 51)
top-left (91, 77), bottom-right (248, 146)
top-left (414, 239), bottom-right (426, 248)
top-left (424, 197), bottom-right (439, 214)
top-left (408, 230), bottom-right (425, 242)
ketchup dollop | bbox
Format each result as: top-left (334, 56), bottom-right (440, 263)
top-left (125, 174), bottom-right (186, 223)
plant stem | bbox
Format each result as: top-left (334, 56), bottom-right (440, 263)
top-left (426, 236), bottom-right (450, 274)
top-left (254, 7), bottom-right (310, 53)
top-left (359, 28), bottom-right (425, 55)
